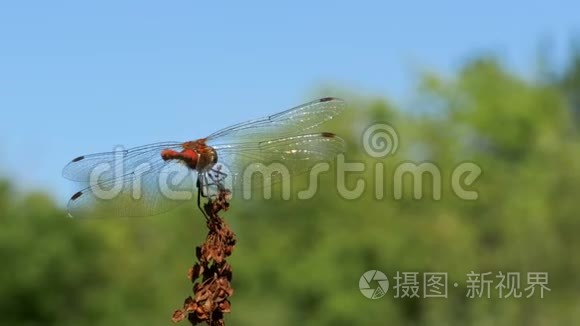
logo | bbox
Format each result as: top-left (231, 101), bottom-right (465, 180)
top-left (362, 123), bottom-right (399, 158)
top-left (359, 270), bottom-right (389, 299)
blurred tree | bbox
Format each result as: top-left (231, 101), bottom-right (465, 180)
top-left (559, 42), bottom-right (580, 125)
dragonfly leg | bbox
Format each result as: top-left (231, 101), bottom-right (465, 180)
top-left (201, 169), bottom-right (227, 195)
top-left (196, 170), bottom-right (231, 220)
top-left (209, 167), bottom-right (228, 191)
top-left (196, 176), bottom-right (208, 219)
top-left (211, 166), bottom-right (228, 177)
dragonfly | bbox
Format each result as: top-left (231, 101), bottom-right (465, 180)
top-left (63, 97), bottom-right (346, 218)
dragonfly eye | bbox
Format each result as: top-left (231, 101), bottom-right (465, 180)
top-left (212, 150), bottom-right (218, 165)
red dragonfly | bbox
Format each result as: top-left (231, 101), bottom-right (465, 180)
top-left (63, 97), bottom-right (346, 218)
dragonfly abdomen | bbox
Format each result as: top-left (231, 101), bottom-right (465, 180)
top-left (161, 148), bottom-right (199, 170)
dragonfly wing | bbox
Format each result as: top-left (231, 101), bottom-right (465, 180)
top-left (211, 132), bottom-right (345, 192)
top-left (67, 160), bottom-right (198, 218)
top-left (205, 97), bottom-right (345, 145)
top-left (62, 142), bottom-right (183, 182)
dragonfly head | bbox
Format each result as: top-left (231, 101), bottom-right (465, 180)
top-left (196, 147), bottom-right (218, 172)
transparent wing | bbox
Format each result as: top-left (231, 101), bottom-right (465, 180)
top-left (206, 97), bottom-right (345, 145)
top-left (63, 97), bottom-right (346, 215)
top-left (62, 142), bottom-right (183, 182)
top-left (67, 161), bottom-right (198, 218)
top-left (211, 132), bottom-right (345, 192)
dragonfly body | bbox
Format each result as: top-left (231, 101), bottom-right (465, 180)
top-left (161, 138), bottom-right (218, 172)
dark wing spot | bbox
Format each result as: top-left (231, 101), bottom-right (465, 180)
top-left (72, 156), bottom-right (85, 162)
top-left (321, 132), bottom-right (336, 138)
top-left (319, 97), bottom-right (335, 102)
top-left (70, 191), bottom-right (83, 201)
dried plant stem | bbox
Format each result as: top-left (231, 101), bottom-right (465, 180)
top-left (172, 189), bottom-right (235, 325)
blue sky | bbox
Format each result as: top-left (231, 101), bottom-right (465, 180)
top-left (0, 0), bottom-right (578, 204)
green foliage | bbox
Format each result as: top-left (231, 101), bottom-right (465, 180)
top-left (2, 56), bottom-right (580, 325)
top-left (560, 44), bottom-right (580, 124)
